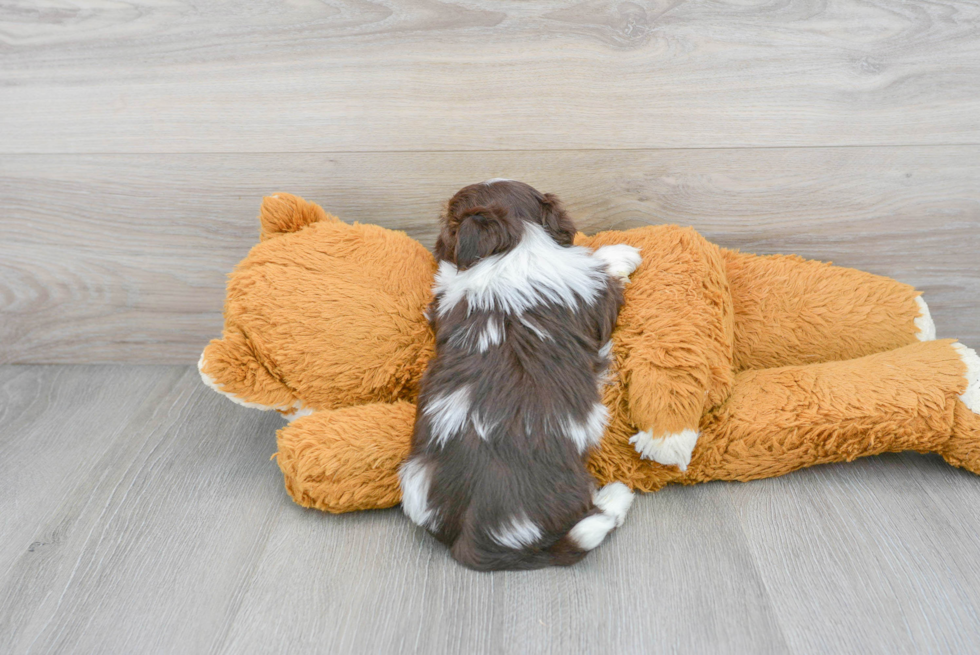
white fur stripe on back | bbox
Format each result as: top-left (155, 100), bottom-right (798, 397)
top-left (434, 223), bottom-right (607, 316)
top-left (519, 315), bottom-right (552, 341)
top-left (424, 386), bottom-right (472, 446)
top-left (399, 458), bottom-right (438, 529)
top-left (477, 316), bottom-right (504, 352)
top-left (490, 513), bottom-right (542, 549)
top-left (562, 403), bottom-right (609, 452)
top-left (471, 411), bottom-right (495, 440)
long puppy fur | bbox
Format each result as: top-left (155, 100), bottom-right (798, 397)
top-left (399, 180), bottom-right (639, 570)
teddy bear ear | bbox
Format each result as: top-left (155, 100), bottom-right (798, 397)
top-left (259, 193), bottom-right (340, 240)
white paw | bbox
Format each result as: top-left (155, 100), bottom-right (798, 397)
top-left (953, 343), bottom-right (980, 415)
top-left (568, 513), bottom-right (617, 551)
top-left (593, 482), bottom-right (634, 528)
top-left (593, 245), bottom-right (642, 283)
top-left (629, 428), bottom-right (699, 471)
top-left (915, 296), bottom-right (936, 342)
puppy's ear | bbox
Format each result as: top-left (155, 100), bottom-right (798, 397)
top-left (540, 193), bottom-right (576, 246)
top-left (434, 230), bottom-right (452, 262)
top-left (455, 205), bottom-right (522, 270)
top-left (434, 201), bottom-right (455, 261)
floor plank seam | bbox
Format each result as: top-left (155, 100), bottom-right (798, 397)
top-left (721, 484), bottom-right (794, 655)
top-left (209, 495), bottom-right (289, 655)
top-left (3, 142), bottom-right (980, 157)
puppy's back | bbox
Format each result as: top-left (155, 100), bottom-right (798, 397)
top-left (401, 180), bottom-right (637, 570)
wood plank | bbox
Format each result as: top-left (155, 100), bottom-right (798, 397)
top-left (5, 366), bottom-right (980, 652)
top-left (219, 483), bottom-right (787, 654)
top-left (0, 365), bottom-right (179, 577)
top-left (0, 365), bottom-right (787, 653)
top-left (0, 366), bottom-right (288, 654)
top-left (728, 454), bottom-right (980, 653)
top-left (1, 1), bottom-right (979, 153)
top-left (2, 147), bottom-right (977, 364)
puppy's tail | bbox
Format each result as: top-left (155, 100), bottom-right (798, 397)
top-left (451, 482), bottom-right (634, 571)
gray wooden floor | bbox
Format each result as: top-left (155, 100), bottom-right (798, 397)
top-left (4, 365), bottom-right (980, 654)
top-left (3, 1), bottom-right (980, 653)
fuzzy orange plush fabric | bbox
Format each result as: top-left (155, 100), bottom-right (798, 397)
top-left (199, 193), bottom-right (980, 513)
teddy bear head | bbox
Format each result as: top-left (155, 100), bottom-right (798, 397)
top-left (199, 194), bottom-right (437, 416)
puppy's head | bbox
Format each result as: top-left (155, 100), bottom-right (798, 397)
top-left (435, 180), bottom-right (576, 270)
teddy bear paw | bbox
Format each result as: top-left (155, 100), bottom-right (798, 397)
top-left (593, 245), bottom-right (642, 284)
top-left (915, 296), bottom-right (936, 342)
top-left (198, 352), bottom-right (309, 420)
top-left (629, 428), bottom-right (699, 471)
top-left (953, 343), bottom-right (980, 415)
top-left (282, 405), bottom-right (315, 422)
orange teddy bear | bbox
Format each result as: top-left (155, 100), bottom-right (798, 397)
top-left (199, 193), bottom-right (980, 513)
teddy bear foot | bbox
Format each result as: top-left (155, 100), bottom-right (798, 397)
top-left (629, 428), bottom-right (699, 471)
top-left (953, 343), bottom-right (980, 414)
top-left (915, 296), bottom-right (937, 342)
top-left (593, 244), bottom-right (642, 284)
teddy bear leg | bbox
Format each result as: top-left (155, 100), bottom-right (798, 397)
top-left (722, 249), bottom-right (934, 371)
top-left (691, 340), bottom-right (974, 483)
top-left (275, 401), bottom-right (415, 513)
top-left (939, 344), bottom-right (980, 474)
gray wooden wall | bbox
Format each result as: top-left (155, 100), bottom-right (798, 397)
top-left (2, 1), bottom-right (978, 364)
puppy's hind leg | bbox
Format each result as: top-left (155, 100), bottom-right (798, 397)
top-left (568, 482), bottom-right (634, 550)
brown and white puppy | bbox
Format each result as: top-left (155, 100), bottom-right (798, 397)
top-left (399, 180), bottom-right (641, 570)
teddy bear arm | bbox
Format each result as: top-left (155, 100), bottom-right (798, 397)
top-left (585, 226), bottom-right (735, 471)
top-left (623, 353), bottom-right (714, 471)
top-left (199, 327), bottom-right (299, 413)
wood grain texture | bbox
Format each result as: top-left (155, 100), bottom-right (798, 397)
top-left (2, 148), bottom-right (978, 363)
top-left (0, 366), bottom-right (179, 581)
top-left (0, 366), bottom-right (288, 654)
top-left (5, 365), bottom-right (980, 653)
top-left (220, 482), bottom-right (787, 655)
top-left (1, 1), bottom-right (979, 153)
top-left (728, 454), bottom-right (980, 654)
